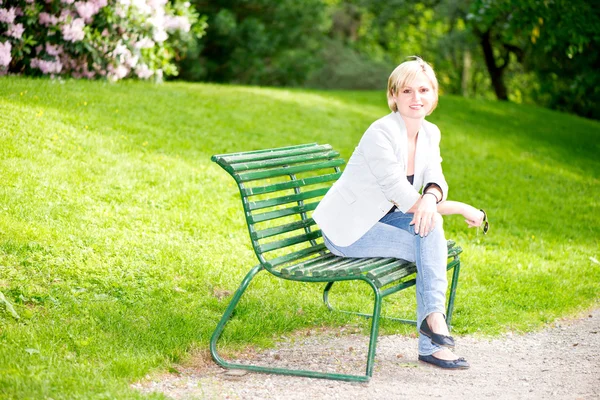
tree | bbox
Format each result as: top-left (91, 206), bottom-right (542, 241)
top-left (467, 0), bottom-right (600, 117)
top-left (182, 0), bottom-right (328, 86)
top-left (0, 0), bottom-right (204, 81)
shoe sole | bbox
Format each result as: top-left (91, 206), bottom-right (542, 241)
top-left (418, 358), bottom-right (470, 370)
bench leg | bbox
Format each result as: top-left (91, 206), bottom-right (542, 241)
top-left (322, 280), bottom-right (385, 377)
top-left (365, 286), bottom-right (383, 377)
top-left (445, 257), bottom-right (461, 329)
top-left (210, 265), bottom-right (373, 382)
top-left (323, 256), bottom-right (462, 332)
top-left (210, 264), bottom-right (264, 368)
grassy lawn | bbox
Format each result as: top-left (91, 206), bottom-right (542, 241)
top-left (0, 77), bottom-right (599, 399)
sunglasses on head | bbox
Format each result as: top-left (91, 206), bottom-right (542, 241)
top-left (480, 209), bottom-right (489, 235)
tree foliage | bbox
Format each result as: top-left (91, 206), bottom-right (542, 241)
top-left (468, 0), bottom-right (600, 118)
top-left (176, 0), bottom-right (600, 119)
top-left (182, 0), bottom-right (328, 85)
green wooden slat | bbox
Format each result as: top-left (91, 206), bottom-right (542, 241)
top-left (366, 260), bottom-right (408, 280)
top-left (230, 151), bottom-right (340, 172)
top-left (248, 188), bottom-right (330, 211)
top-left (293, 257), bottom-right (347, 277)
top-left (348, 258), bottom-right (400, 275)
top-left (211, 143), bottom-right (319, 162)
top-left (280, 253), bottom-right (336, 275)
top-left (373, 265), bottom-right (416, 288)
top-left (448, 246), bottom-right (462, 257)
top-left (266, 243), bottom-right (328, 268)
top-left (310, 258), bottom-right (362, 277)
top-left (258, 230), bottom-right (322, 253)
top-left (445, 259), bottom-right (460, 271)
top-left (237, 159), bottom-right (345, 182)
top-left (284, 254), bottom-right (337, 276)
top-left (327, 258), bottom-right (386, 277)
top-left (248, 202), bottom-right (319, 224)
top-left (242, 173), bottom-right (341, 197)
top-left (217, 144), bottom-right (328, 164)
top-left (252, 219), bottom-right (317, 240)
top-left (312, 258), bottom-right (365, 276)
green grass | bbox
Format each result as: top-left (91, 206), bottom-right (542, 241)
top-left (0, 77), bottom-right (599, 399)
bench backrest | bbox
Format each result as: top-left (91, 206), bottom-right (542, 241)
top-left (211, 143), bottom-right (344, 272)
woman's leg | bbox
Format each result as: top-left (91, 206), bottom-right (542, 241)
top-left (324, 211), bottom-right (449, 356)
top-left (380, 212), bottom-right (449, 356)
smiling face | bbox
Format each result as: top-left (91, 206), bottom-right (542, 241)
top-left (386, 57), bottom-right (439, 117)
top-left (392, 72), bottom-right (436, 121)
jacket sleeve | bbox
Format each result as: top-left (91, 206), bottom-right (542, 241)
top-left (422, 126), bottom-right (448, 201)
top-left (360, 127), bottom-right (421, 212)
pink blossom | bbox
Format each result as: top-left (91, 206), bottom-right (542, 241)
top-left (107, 63), bottom-right (129, 81)
top-left (111, 42), bottom-right (138, 68)
top-left (91, 0), bottom-right (107, 8)
top-left (26, 0), bottom-right (34, 3)
top-left (39, 12), bottom-right (58, 26)
top-left (61, 0), bottom-right (75, 4)
top-left (149, 13), bottom-right (165, 29)
top-left (165, 16), bottom-right (191, 33)
top-left (147, 0), bottom-right (168, 9)
top-left (45, 43), bottom-right (63, 56)
top-left (0, 7), bottom-right (16, 24)
top-left (31, 57), bottom-right (63, 74)
top-left (6, 23), bottom-right (24, 39)
top-left (153, 29), bottom-right (167, 43)
top-left (61, 18), bottom-right (85, 42)
top-left (131, 0), bottom-right (151, 15)
top-left (135, 64), bottom-right (153, 79)
top-left (125, 54), bottom-right (138, 68)
top-left (134, 37), bottom-right (155, 49)
top-left (114, 5), bottom-right (126, 18)
top-left (61, 54), bottom-right (96, 79)
top-left (59, 9), bottom-right (74, 23)
top-left (74, 2), bottom-right (98, 22)
top-left (0, 41), bottom-right (11, 67)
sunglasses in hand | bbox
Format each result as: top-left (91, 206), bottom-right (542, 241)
top-left (479, 209), bottom-right (489, 235)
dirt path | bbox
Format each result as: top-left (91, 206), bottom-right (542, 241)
top-left (134, 309), bottom-right (599, 399)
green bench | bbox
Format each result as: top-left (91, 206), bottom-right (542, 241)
top-left (210, 143), bottom-right (463, 382)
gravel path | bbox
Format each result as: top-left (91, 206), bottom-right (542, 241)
top-left (134, 309), bottom-right (599, 399)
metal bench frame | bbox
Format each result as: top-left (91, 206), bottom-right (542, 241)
top-left (210, 143), bottom-right (463, 382)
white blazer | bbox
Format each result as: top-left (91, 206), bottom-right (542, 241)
top-left (313, 112), bottom-right (448, 247)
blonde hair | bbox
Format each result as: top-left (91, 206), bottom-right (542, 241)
top-left (387, 56), bottom-right (439, 114)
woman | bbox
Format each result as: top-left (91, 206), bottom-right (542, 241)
top-left (312, 56), bottom-right (486, 369)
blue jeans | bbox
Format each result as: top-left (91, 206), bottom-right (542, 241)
top-left (323, 211), bottom-right (448, 356)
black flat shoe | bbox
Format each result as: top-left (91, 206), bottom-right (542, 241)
top-left (420, 319), bottom-right (455, 348)
top-left (418, 354), bottom-right (470, 369)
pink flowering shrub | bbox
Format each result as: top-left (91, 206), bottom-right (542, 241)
top-left (0, 0), bottom-right (206, 80)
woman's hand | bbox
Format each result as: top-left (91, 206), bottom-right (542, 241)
top-left (462, 205), bottom-right (485, 228)
top-left (410, 193), bottom-right (438, 237)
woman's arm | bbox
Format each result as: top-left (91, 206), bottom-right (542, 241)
top-left (437, 200), bottom-right (485, 228)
